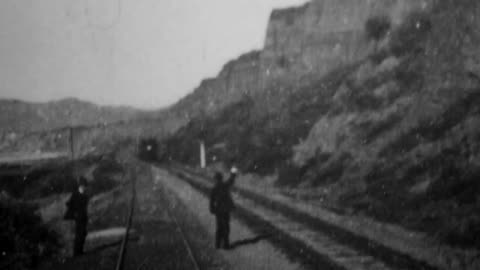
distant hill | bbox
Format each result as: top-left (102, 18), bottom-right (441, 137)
top-left (0, 98), bottom-right (152, 133)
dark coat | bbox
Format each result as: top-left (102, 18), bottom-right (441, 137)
top-left (210, 173), bottom-right (236, 215)
top-left (65, 190), bottom-right (89, 222)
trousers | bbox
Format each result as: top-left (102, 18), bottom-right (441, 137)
top-left (74, 219), bottom-right (87, 256)
top-left (215, 213), bottom-right (230, 249)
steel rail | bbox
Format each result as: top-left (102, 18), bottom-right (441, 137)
top-left (115, 171), bottom-right (136, 270)
top-left (164, 194), bottom-right (202, 270)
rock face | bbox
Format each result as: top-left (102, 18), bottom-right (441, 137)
top-left (163, 0), bottom-right (480, 249)
top-left (172, 0), bottom-right (434, 119)
top-left (260, 0), bottom-right (432, 89)
top-left (170, 51), bottom-right (261, 120)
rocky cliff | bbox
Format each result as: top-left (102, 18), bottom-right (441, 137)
top-left (171, 0), bottom-right (434, 118)
top-left (260, 0), bottom-right (432, 89)
top-left (162, 0), bottom-right (480, 248)
top-left (170, 51), bottom-right (261, 120)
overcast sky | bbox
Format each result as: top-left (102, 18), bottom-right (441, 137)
top-left (0, 0), bottom-right (308, 109)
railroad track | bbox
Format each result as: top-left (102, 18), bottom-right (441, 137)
top-left (115, 170), bottom-right (136, 270)
top-left (163, 192), bottom-right (202, 270)
top-left (135, 197), bottom-right (202, 270)
top-left (115, 165), bottom-right (201, 270)
top-left (164, 164), bottom-right (439, 270)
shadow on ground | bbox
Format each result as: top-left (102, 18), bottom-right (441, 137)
top-left (229, 234), bottom-right (271, 250)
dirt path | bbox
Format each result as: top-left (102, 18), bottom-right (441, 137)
top-left (152, 167), bottom-right (304, 270)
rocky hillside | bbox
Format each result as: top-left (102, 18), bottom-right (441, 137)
top-left (161, 0), bottom-right (480, 248)
top-left (166, 0), bottom-right (433, 119)
top-left (0, 1), bottom-right (436, 153)
top-left (0, 98), bottom-right (149, 133)
top-left (0, 112), bottom-right (183, 157)
top-left (0, 97), bottom-right (182, 156)
top-left (168, 50), bottom-right (262, 121)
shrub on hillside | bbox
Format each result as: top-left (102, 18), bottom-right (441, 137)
top-left (390, 11), bottom-right (432, 57)
top-left (420, 200), bottom-right (480, 248)
top-left (369, 48), bottom-right (390, 64)
top-left (365, 15), bottom-right (391, 42)
top-left (23, 169), bottom-right (77, 199)
top-left (277, 161), bottom-right (305, 187)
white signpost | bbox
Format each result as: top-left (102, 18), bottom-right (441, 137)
top-left (200, 141), bottom-right (206, 169)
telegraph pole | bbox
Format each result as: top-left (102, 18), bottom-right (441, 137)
top-left (200, 140), bottom-right (206, 169)
top-left (69, 127), bottom-right (77, 183)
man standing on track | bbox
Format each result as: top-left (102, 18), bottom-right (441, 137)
top-left (209, 166), bottom-right (238, 249)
